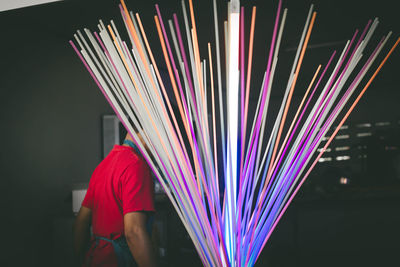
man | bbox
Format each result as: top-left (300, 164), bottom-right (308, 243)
top-left (74, 131), bottom-right (156, 267)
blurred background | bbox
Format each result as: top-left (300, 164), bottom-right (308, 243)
top-left (0, 0), bottom-right (399, 266)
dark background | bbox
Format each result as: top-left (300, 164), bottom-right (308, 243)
top-left (0, 0), bottom-right (399, 266)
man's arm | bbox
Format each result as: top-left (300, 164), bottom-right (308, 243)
top-left (124, 212), bottom-right (156, 267)
top-left (73, 206), bottom-right (92, 265)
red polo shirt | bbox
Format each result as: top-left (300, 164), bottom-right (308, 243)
top-left (82, 145), bottom-right (155, 266)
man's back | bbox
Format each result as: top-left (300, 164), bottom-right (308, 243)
top-left (81, 144), bottom-right (154, 266)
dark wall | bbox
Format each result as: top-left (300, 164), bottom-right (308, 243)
top-left (0, 1), bottom-right (115, 265)
top-left (0, 0), bottom-right (399, 266)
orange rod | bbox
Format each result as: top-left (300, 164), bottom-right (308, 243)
top-left (138, 13), bottom-right (213, 235)
top-left (190, 28), bottom-right (207, 136)
top-left (109, 25), bottom-right (198, 223)
top-left (241, 6), bottom-right (257, 174)
top-left (208, 42), bottom-right (219, 199)
top-left (154, 17), bottom-right (189, 146)
top-left (319, 37), bottom-right (400, 158)
top-left (155, 18), bottom-right (221, 256)
top-left (267, 12), bottom-right (317, 180)
top-left (107, 25), bottom-right (182, 189)
top-left (188, 0), bottom-right (202, 86)
top-left (154, 16), bottom-right (204, 195)
top-left (268, 64), bottom-right (321, 180)
top-left (135, 13), bottom-right (194, 176)
top-left (120, 0), bottom-right (144, 55)
top-left (255, 37), bottom-right (400, 260)
top-left (188, 0), bottom-right (206, 118)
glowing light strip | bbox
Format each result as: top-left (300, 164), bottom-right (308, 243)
top-left (224, 0), bottom-right (240, 262)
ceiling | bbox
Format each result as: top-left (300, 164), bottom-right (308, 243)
top-left (0, 0), bottom-right (62, 12)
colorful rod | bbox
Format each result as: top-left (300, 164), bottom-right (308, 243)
top-left (70, 0), bottom-right (398, 266)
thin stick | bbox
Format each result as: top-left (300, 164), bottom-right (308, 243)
top-left (256, 36), bottom-right (400, 262)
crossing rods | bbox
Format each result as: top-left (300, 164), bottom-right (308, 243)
top-left (70, 0), bottom-right (399, 266)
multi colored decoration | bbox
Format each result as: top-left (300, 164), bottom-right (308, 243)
top-left (70, 0), bottom-right (399, 266)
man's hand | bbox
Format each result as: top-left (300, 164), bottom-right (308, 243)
top-left (124, 212), bottom-right (156, 267)
top-left (73, 206), bottom-right (92, 266)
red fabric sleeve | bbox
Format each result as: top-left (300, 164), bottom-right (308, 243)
top-left (121, 161), bottom-right (155, 215)
top-left (82, 182), bottom-right (94, 209)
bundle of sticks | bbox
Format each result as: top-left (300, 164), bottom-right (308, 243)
top-left (70, 0), bottom-right (399, 266)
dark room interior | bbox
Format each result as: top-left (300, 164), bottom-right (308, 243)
top-left (1, 0), bottom-right (399, 266)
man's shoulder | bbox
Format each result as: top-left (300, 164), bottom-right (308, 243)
top-left (92, 147), bottom-right (138, 175)
top-left (117, 148), bottom-right (143, 165)
top-left (122, 154), bottom-right (151, 181)
top-left (109, 148), bottom-right (149, 177)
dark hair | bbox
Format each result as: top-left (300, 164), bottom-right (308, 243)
top-left (119, 117), bottom-right (141, 141)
